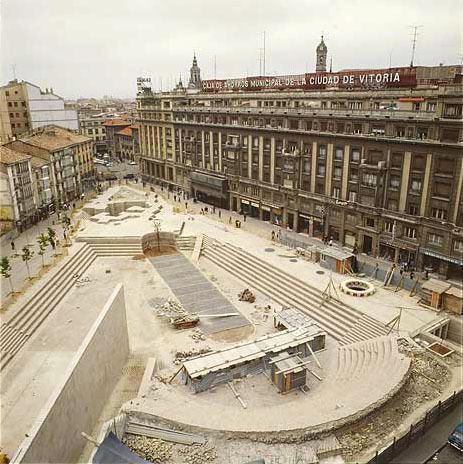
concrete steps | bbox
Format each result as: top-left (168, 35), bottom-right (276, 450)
top-left (78, 237), bottom-right (144, 256)
top-left (176, 236), bottom-right (196, 251)
top-left (0, 244), bottom-right (98, 371)
top-left (202, 237), bottom-right (357, 341)
top-left (202, 236), bottom-right (389, 344)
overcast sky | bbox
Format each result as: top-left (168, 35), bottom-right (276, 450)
top-left (1, 0), bottom-right (462, 99)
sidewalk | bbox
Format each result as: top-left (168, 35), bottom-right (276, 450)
top-left (0, 212), bottom-right (74, 303)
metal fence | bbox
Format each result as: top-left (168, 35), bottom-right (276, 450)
top-left (366, 389), bottom-right (463, 464)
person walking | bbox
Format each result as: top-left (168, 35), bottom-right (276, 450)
top-left (10, 240), bottom-right (15, 251)
top-left (243, 213), bottom-right (247, 222)
top-left (218, 210), bottom-right (221, 219)
top-left (271, 231), bottom-right (275, 241)
top-left (229, 216), bottom-right (232, 224)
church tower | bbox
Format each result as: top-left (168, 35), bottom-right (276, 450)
top-left (316, 36), bottom-right (328, 72)
top-left (188, 54), bottom-right (202, 89)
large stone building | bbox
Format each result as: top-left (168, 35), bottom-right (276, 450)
top-left (9, 125), bottom-right (94, 206)
top-left (79, 116), bottom-right (108, 154)
top-left (136, 43), bottom-right (463, 279)
top-left (0, 80), bottom-right (79, 143)
top-left (102, 119), bottom-right (131, 158)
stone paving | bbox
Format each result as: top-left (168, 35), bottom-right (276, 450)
top-left (149, 254), bottom-right (250, 334)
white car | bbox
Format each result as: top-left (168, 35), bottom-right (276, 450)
top-left (129, 161), bottom-right (137, 165)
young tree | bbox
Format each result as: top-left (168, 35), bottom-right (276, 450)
top-left (61, 214), bottom-right (71, 246)
top-left (37, 233), bottom-right (49, 267)
top-left (21, 245), bottom-right (34, 279)
top-left (0, 256), bottom-right (14, 294)
top-left (47, 227), bottom-right (57, 242)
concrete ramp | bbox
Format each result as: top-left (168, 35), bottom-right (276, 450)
top-left (149, 254), bottom-right (250, 334)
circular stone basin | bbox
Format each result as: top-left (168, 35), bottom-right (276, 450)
top-left (264, 248), bottom-right (275, 252)
top-left (340, 278), bottom-right (376, 297)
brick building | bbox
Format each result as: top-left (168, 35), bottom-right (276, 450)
top-left (136, 44), bottom-right (463, 279)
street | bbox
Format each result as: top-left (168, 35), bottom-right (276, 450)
top-left (95, 159), bottom-right (140, 180)
top-left (391, 402), bottom-right (463, 464)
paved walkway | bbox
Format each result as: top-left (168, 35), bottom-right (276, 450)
top-left (1, 215), bottom-right (67, 302)
top-left (149, 254), bottom-right (250, 334)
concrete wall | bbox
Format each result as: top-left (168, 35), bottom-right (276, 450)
top-left (12, 283), bottom-right (129, 464)
top-left (142, 231), bottom-right (177, 252)
top-left (447, 316), bottom-right (463, 344)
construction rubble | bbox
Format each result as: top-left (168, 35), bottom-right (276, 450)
top-left (238, 288), bottom-right (256, 303)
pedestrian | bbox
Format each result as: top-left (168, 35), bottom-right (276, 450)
top-left (50, 238), bottom-right (56, 250)
top-left (410, 271), bottom-right (415, 280)
top-left (243, 213), bottom-right (247, 222)
top-left (399, 265), bottom-right (404, 277)
top-left (213, 206), bottom-right (216, 214)
top-left (424, 269), bottom-right (429, 280)
top-left (63, 231), bottom-right (67, 241)
top-left (200, 208), bottom-right (204, 215)
top-left (329, 236), bottom-right (333, 246)
top-left (218, 210), bottom-right (221, 219)
top-left (185, 202), bottom-right (188, 209)
top-left (271, 231), bottom-right (275, 241)
top-left (174, 195), bottom-right (177, 202)
top-left (229, 216), bottom-right (232, 224)
top-left (10, 241), bottom-right (15, 251)
top-left (277, 231), bottom-right (280, 241)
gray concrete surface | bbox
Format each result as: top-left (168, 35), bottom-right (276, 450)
top-left (11, 284), bottom-right (129, 464)
top-left (149, 253), bottom-right (250, 333)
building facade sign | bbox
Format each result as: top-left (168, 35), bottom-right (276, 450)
top-left (202, 67), bottom-right (417, 92)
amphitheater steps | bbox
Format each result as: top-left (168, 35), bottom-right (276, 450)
top-left (0, 243), bottom-right (97, 372)
top-left (202, 246), bottom-right (347, 340)
top-left (176, 236), bottom-right (197, 251)
top-left (201, 236), bottom-right (387, 343)
top-left (340, 314), bottom-right (389, 346)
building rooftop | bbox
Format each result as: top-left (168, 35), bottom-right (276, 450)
top-left (21, 126), bottom-right (91, 151)
top-left (116, 126), bottom-right (133, 137)
top-left (102, 119), bottom-right (131, 127)
top-left (0, 145), bottom-right (30, 165)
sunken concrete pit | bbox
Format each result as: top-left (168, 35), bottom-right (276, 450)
top-left (340, 278), bottom-right (376, 297)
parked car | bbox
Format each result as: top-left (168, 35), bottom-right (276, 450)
top-left (124, 173), bottom-right (135, 179)
top-left (129, 161), bottom-right (137, 165)
top-left (448, 423), bottom-right (463, 452)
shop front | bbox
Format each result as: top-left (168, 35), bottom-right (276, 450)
top-left (240, 199), bottom-right (260, 218)
top-left (190, 171), bottom-right (228, 208)
top-left (420, 248), bottom-right (463, 280)
top-left (379, 236), bottom-right (419, 267)
top-left (298, 214), bottom-right (323, 237)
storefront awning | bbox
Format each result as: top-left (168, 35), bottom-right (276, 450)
top-left (421, 248), bottom-right (463, 266)
top-left (190, 171), bottom-right (227, 191)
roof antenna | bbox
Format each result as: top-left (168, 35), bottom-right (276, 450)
top-left (11, 64), bottom-right (17, 80)
top-left (409, 25), bottom-right (423, 67)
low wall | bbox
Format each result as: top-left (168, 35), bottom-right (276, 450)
top-left (447, 316), bottom-right (463, 344)
top-left (142, 231), bottom-right (177, 252)
top-left (12, 284), bottom-right (129, 464)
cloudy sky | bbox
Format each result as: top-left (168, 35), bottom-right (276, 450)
top-left (1, 0), bottom-right (461, 99)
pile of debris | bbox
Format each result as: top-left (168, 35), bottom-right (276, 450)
top-left (122, 435), bottom-right (173, 462)
top-left (238, 288), bottom-right (256, 303)
top-left (152, 298), bottom-right (187, 318)
top-left (190, 328), bottom-right (206, 342)
top-left (174, 347), bottom-right (212, 365)
top-left (178, 443), bottom-right (218, 463)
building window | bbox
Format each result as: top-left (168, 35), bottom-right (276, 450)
top-left (333, 187), bottom-right (340, 198)
top-left (351, 148), bottom-right (360, 162)
top-left (317, 164), bottom-right (325, 176)
top-left (349, 169), bottom-right (358, 182)
top-left (410, 179), bottom-right (422, 193)
top-left (349, 191), bottom-right (357, 203)
top-left (334, 147), bottom-right (343, 161)
top-left (365, 218), bottom-right (375, 228)
top-left (431, 208), bottom-right (447, 220)
top-left (426, 102), bottom-right (436, 112)
top-left (404, 227), bottom-right (417, 239)
top-left (333, 167), bottom-right (342, 179)
top-left (318, 145), bottom-right (327, 158)
top-left (346, 213), bottom-right (356, 223)
top-left (388, 199), bottom-right (398, 211)
top-left (384, 221), bottom-right (394, 233)
top-left (408, 204), bottom-right (419, 216)
top-left (390, 176), bottom-right (400, 190)
top-left (362, 173), bottom-right (377, 187)
top-left (428, 233), bottom-right (443, 247)
top-left (454, 240), bottom-right (463, 252)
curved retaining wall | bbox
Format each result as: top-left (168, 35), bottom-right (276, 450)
top-left (141, 231), bottom-right (178, 252)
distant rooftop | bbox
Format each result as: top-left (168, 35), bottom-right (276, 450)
top-left (21, 125), bottom-right (91, 151)
top-left (0, 145), bottom-right (30, 165)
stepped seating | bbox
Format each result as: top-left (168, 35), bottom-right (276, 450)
top-left (332, 336), bottom-right (404, 385)
top-left (0, 243), bottom-right (97, 371)
top-left (201, 236), bottom-right (389, 343)
top-left (77, 237), bottom-right (144, 256)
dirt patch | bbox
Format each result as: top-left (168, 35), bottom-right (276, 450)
top-left (336, 349), bottom-right (453, 461)
top-left (208, 324), bottom-right (255, 343)
top-left (142, 246), bottom-right (178, 258)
